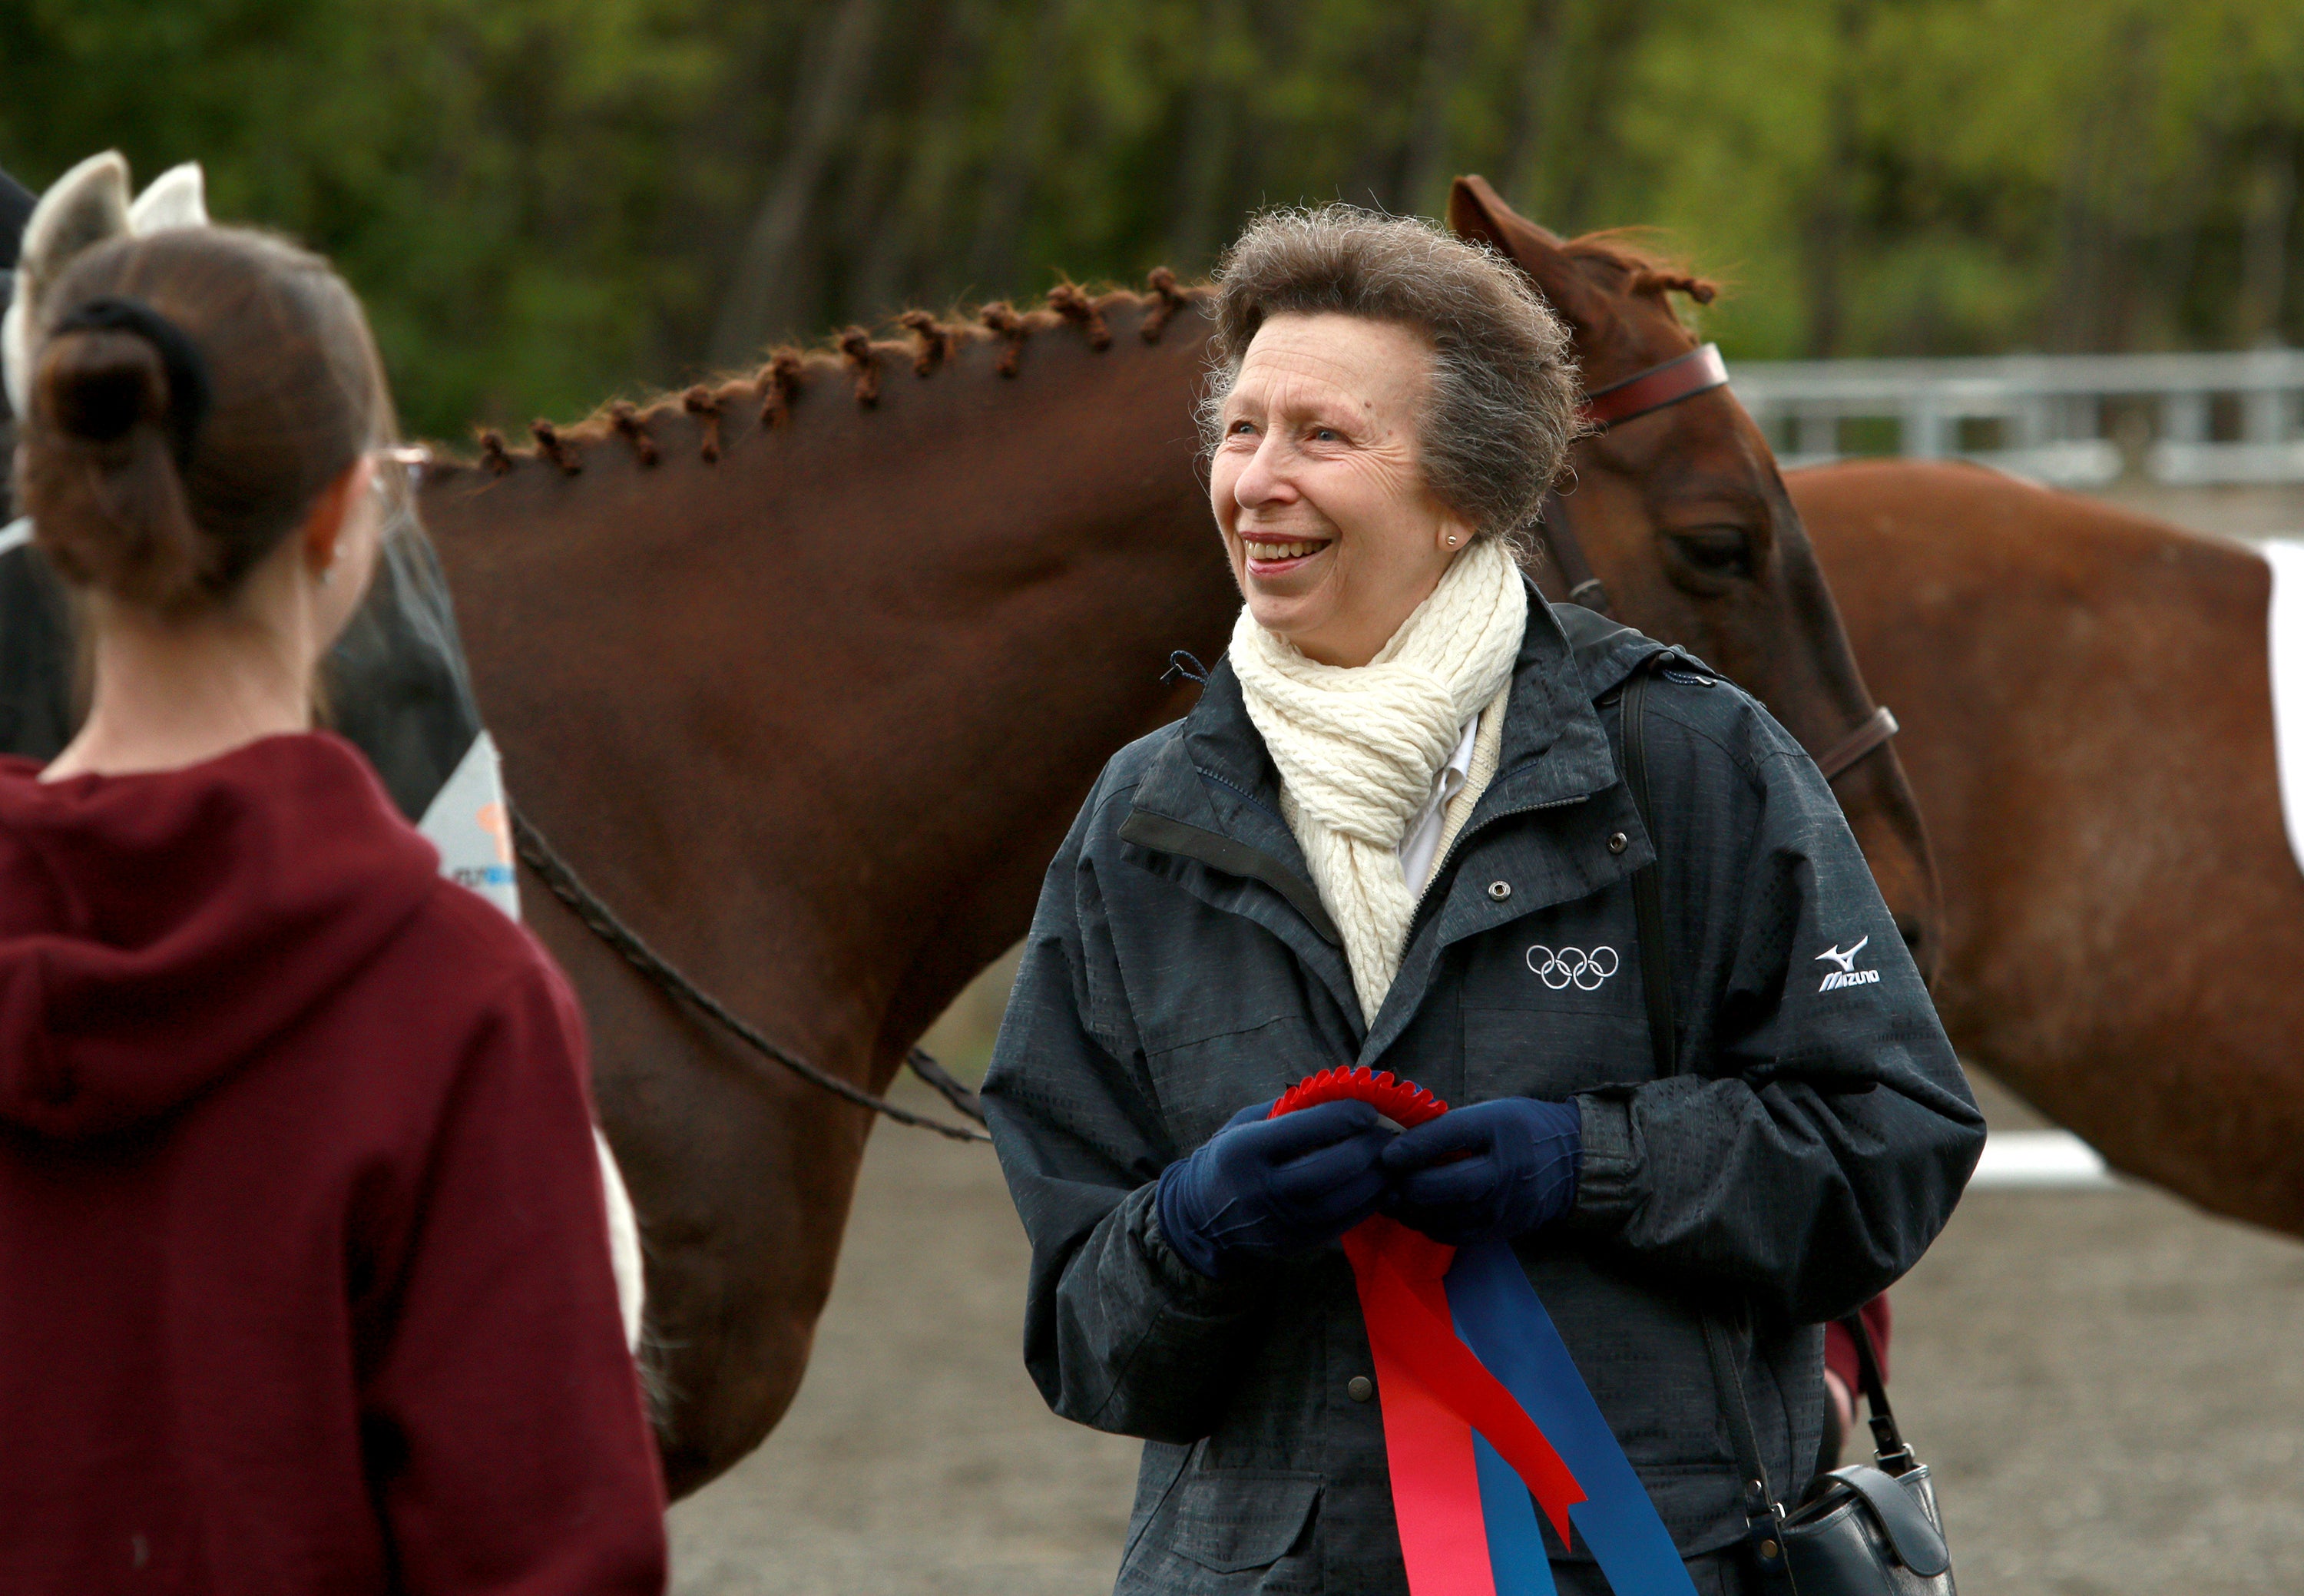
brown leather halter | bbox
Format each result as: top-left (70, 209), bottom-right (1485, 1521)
top-left (1540, 343), bottom-right (1902, 786)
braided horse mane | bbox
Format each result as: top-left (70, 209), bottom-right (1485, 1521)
top-left (449, 270), bottom-right (1207, 477)
top-left (1558, 228), bottom-right (1721, 313)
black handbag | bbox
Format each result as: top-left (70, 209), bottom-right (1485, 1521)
top-left (1620, 659), bottom-right (1958, 1596)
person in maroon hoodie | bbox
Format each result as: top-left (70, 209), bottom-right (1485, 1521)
top-left (0, 225), bottom-right (667, 1591)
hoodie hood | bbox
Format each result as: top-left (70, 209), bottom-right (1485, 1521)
top-left (0, 733), bottom-right (439, 1138)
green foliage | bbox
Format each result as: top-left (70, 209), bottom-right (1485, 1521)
top-left (7, 0), bottom-right (2304, 437)
top-left (2, 0), bottom-right (737, 434)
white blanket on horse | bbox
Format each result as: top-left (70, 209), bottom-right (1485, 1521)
top-left (2260, 541), bottom-right (2304, 879)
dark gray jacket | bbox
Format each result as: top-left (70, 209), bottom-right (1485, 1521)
top-left (983, 595), bottom-right (1982, 1595)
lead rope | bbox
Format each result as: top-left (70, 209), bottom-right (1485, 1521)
top-left (508, 805), bottom-right (991, 1144)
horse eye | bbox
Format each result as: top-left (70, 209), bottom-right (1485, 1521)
top-left (1663, 525), bottom-right (1757, 584)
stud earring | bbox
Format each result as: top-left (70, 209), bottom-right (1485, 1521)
top-left (1446, 534), bottom-right (1460, 546)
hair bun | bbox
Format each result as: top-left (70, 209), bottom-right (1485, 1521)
top-left (19, 227), bottom-right (391, 618)
top-left (41, 328), bottom-right (170, 444)
top-left (28, 328), bottom-right (206, 612)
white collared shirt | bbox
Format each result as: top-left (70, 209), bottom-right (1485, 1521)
top-left (1398, 711), bottom-right (1481, 896)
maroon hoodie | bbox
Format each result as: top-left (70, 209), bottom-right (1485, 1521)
top-left (0, 733), bottom-right (666, 1594)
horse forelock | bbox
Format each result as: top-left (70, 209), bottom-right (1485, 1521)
top-left (434, 275), bottom-right (1210, 478)
top-left (1561, 229), bottom-right (1721, 310)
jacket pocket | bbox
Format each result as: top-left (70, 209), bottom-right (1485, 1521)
top-left (1461, 1007), bottom-right (1654, 1101)
top-left (1170, 1470), bottom-right (1322, 1575)
top-left (1147, 1015), bottom-right (1341, 1153)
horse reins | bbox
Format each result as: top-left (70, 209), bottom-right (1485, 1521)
top-left (1544, 343), bottom-right (1902, 786)
top-left (508, 806), bottom-right (991, 1144)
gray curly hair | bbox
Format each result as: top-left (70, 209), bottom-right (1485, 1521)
top-left (1201, 204), bottom-right (1583, 550)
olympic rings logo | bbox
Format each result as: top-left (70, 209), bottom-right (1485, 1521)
top-left (1524, 945), bottom-right (1620, 991)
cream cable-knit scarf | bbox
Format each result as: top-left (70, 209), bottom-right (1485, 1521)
top-left (1232, 538), bottom-right (1528, 1023)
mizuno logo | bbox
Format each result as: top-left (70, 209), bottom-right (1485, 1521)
top-left (1816, 936), bottom-right (1879, 992)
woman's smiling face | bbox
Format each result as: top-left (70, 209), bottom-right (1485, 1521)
top-left (1210, 312), bottom-right (1476, 667)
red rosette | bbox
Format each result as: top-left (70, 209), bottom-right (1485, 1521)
top-left (1270, 1066), bottom-right (1448, 1129)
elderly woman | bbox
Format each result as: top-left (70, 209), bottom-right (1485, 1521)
top-left (983, 207), bottom-right (1981, 1596)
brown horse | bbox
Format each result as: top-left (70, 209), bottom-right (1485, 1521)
top-left (417, 233), bottom-right (1931, 1495)
top-left (419, 286), bottom-right (1234, 1495)
top-left (1446, 176), bottom-right (1942, 970)
top-left (1791, 459), bottom-right (2304, 1235)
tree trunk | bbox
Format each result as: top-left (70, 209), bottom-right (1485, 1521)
top-left (851, 0), bottom-right (978, 319)
top-left (2238, 136), bottom-right (2297, 346)
top-left (710, 0), bottom-right (889, 365)
top-left (1800, 0), bottom-right (1865, 358)
top-left (1548, 0), bottom-right (1650, 235)
top-left (1164, 0), bottom-right (1247, 272)
top-left (1500, 0), bottom-right (1566, 211)
top-left (964, 0), bottom-right (1071, 296)
top-left (1399, 2), bottom-right (1471, 216)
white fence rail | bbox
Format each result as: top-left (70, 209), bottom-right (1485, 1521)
top-left (1728, 348), bottom-right (2304, 488)
top-left (1968, 1131), bottom-right (2117, 1190)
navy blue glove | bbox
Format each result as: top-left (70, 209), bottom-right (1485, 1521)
top-left (1156, 1098), bottom-right (1395, 1280)
top-left (1379, 1097), bottom-right (1582, 1247)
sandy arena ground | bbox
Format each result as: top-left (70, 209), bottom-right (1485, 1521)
top-left (667, 1078), bottom-right (2304, 1596)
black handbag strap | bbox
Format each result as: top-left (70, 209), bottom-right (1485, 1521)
top-left (1839, 1305), bottom-right (1915, 1469)
top-left (1620, 658), bottom-right (1916, 1541)
top-left (1620, 661), bottom-right (1784, 1534)
top-left (1623, 663), bottom-right (1677, 1081)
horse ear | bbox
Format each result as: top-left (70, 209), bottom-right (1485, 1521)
top-left (4, 151), bottom-right (133, 417)
top-left (1448, 174), bottom-right (1611, 338)
top-left (129, 163), bottom-right (208, 233)
top-left (18, 151), bottom-right (131, 282)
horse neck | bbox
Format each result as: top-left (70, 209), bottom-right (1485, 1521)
top-left (426, 304), bottom-right (1237, 1080)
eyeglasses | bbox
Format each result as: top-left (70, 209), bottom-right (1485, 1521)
top-left (368, 444), bottom-right (432, 504)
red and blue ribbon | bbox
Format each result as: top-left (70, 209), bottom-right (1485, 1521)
top-left (1273, 1068), bottom-right (1697, 1596)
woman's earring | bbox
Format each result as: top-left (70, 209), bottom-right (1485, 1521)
top-left (1446, 534), bottom-right (1460, 546)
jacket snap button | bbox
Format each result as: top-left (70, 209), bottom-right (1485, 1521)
top-left (1607, 831), bottom-right (1629, 855)
top-left (1486, 880), bottom-right (1511, 902)
top-left (1347, 1376), bottom-right (1374, 1402)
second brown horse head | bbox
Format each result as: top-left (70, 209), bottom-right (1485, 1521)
top-left (1450, 175), bottom-right (1943, 981)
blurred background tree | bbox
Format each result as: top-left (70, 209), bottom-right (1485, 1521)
top-left (7, 0), bottom-right (2302, 437)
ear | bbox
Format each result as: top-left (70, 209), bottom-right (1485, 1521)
top-left (1448, 174), bottom-right (1611, 339)
top-left (300, 455), bottom-right (370, 578)
top-left (20, 151), bottom-right (131, 276)
top-left (4, 151), bottom-right (132, 418)
top-left (129, 163), bottom-right (208, 233)
top-left (1, 295), bottom-right (25, 423)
